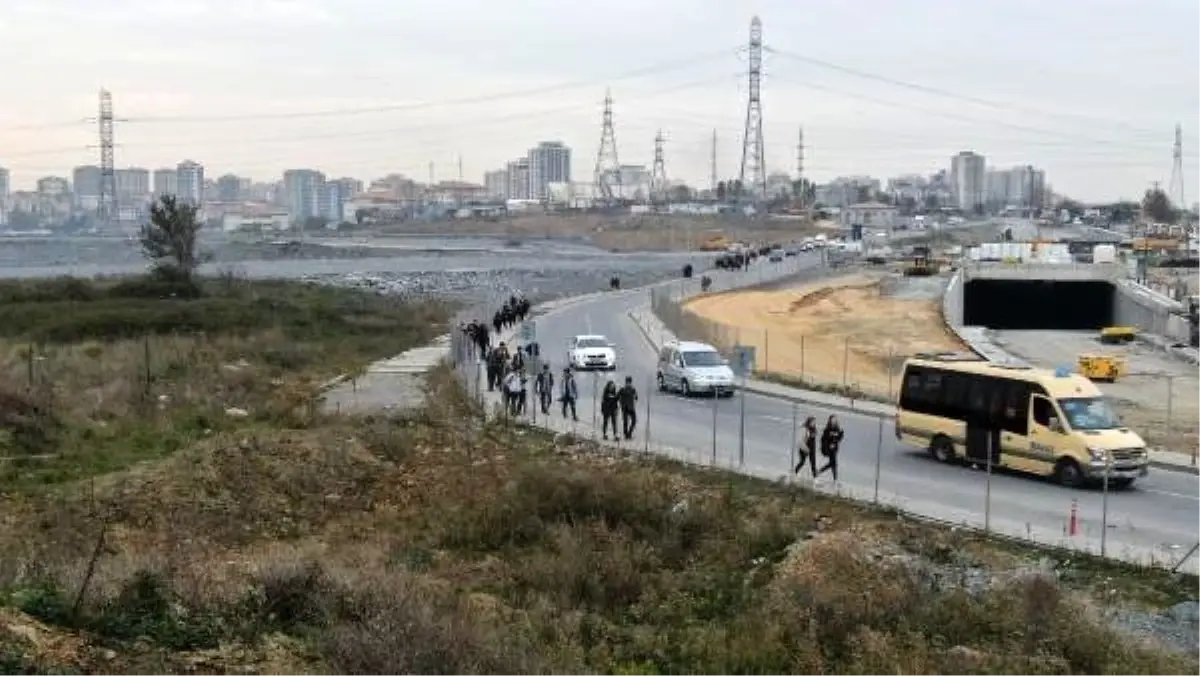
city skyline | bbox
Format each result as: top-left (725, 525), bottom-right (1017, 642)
top-left (0, 0), bottom-right (1195, 203)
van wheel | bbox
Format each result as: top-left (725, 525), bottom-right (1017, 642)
top-left (1055, 458), bottom-right (1085, 488)
top-left (1109, 477), bottom-right (1134, 490)
top-left (681, 380), bottom-right (692, 397)
top-left (656, 373), bottom-right (666, 392)
top-left (930, 436), bottom-right (955, 463)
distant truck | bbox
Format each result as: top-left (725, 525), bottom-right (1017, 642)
top-left (1092, 243), bottom-right (1117, 264)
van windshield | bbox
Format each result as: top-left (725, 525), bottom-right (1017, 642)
top-left (1058, 397), bottom-right (1121, 431)
top-left (682, 350), bottom-right (723, 367)
top-left (576, 338), bottom-right (608, 349)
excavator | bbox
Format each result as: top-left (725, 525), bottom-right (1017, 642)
top-left (903, 245), bottom-right (940, 277)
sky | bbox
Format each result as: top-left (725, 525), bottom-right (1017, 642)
top-left (0, 0), bottom-right (1196, 203)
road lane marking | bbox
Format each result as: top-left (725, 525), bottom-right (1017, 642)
top-left (1141, 488), bottom-right (1200, 501)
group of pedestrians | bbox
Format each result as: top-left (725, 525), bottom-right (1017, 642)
top-left (599, 376), bottom-right (639, 440)
top-left (794, 414), bottom-right (845, 481)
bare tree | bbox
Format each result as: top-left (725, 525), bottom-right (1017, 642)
top-left (1142, 187), bottom-right (1177, 224)
top-left (140, 195), bottom-right (203, 283)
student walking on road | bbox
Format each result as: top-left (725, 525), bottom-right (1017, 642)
top-left (817, 415), bottom-right (845, 481)
top-left (503, 370), bottom-right (522, 417)
top-left (559, 367), bottom-right (579, 421)
top-left (793, 416), bottom-right (819, 478)
top-left (535, 364), bottom-right (555, 415)
top-left (618, 376), bottom-right (639, 440)
top-left (600, 379), bottom-right (620, 440)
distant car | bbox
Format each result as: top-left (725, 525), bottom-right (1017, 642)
top-left (768, 251), bottom-right (784, 262)
top-left (568, 334), bottom-right (616, 371)
top-left (784, 247), bottom-right (799, 257)
top-left (656, 340), bottom-right (736, 397)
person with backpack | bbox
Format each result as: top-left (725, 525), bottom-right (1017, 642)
top-left (485, 345), bottom-right (505, 392)
top-left (600, 379), bottom-right (620, 440)
top-left (517, 369), bottom-right (529, 415)
top-left (817, 415), bottom-right (845, 481)
top-left (559, 367), bottom-right (579, 421)
top-left (534, 364), bottom-right (555, 415)
top-left (793, 415), bottom-right (819, 478)
top-left (618, 376), bottom-right (639, 440)
top-left (510, 347), bottom-right (525, 374)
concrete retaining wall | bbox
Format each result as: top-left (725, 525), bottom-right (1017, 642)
top-left (1114, 280), bottom-right (1186, 342)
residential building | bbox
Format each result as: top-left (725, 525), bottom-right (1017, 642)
top-left (949, 151), bottom-right (986, 213)
top-left (153, 167), bottom-right (177, 197)
top-left (115, 167), bottom-right (150, 202)
top-left (428, 180), bottom-right (486, 205)
top-left (331, 177), bottom-right (363, 201)
top-left (0, 167), bottom-right (9, 225)
top-left (527, 141), bottom-right (571, 201)
top-left (505, 158), bottom-right (531, 200)
top-left (72, 165), bottom-right (101, 208)
top-left (216, 174), bottom-right (242, 202)
top-left (765, 172), bottom-right (793, 199)
top-left (815, 176), bottom-right (880, 208)
top-left (35, 176), bottom-right (71, 221)
top-left (369, 173), bottom-right (419, 201)
top-left (37, 176), bottom-right (70, 198)
top-left (616, 164), bottom-right (649, 201)
top-left (176, 160), bottom-right (205, 204)
top-left (484, 169), bottom-right (509, 200)
top-left (282, 168), bottom-right (325, 225)
top-left (887, 174), bottom-right (927, 203)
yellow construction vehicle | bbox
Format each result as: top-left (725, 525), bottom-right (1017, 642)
top-left (699, 235), bottom-right (731, 252)
top-left (903, 246), bottom-right (940, 276)
top-left (1099, 326), bottom-right (1137, 344)
top-left (1077, 354), bottom-right (1126, 383)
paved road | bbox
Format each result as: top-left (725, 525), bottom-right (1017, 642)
top-left (490, 256), bottom-right (1200, 571)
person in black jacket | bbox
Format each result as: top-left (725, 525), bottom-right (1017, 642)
top-left (475, 322), bottom-right (490, 360)
top-left (534, 364), bottom-right (555, 414)
top-left (618, 376), bottom-right (638, 440)
top-left (793, 416), bottom-right (819, 477)
top-left (492, 310), bottom-right (503, 335)
top-left (817, 415), bottom-right (845, 481)
top-left (600, 380), bottom-right (620, 440)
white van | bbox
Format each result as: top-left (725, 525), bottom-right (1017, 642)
top-left (656, 340), bottom-right (736, 397)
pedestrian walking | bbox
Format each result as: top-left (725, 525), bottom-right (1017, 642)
top-left (517, 370), bottom-right (529, 415)
top-left (560, 367), bottom-right (579, 421)
top-left (503, 370), bottom-right (522, 416)
top-left (600, 379), bottom-right (620, 440)
top-left (486, 346), bottom-right (505, 391)
top-left (510, 347), bottom-right (525, 374)
top-left (794, 416), bottom-right (819, 478)
top-left (817, 415), bottom-right (845, 481)
top-left (535, 364), bottom-right (555, 415)
top-left (618, 376), bottom-right (638, 440)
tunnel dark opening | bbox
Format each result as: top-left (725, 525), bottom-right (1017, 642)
top-left (963, 279), bottom-right (1115, 330)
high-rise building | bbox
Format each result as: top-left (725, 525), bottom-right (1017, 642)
top-left (484, 169), bottom-right (508, 199)
top-left (331, 177), bottom-right (363, 200)
top-left (216, 174), bottom-right (242, 202)
top-left (283, 168), bottom-right (326, 225)
top-left (527, 141), bottom-right (571, 201)
top-left (0, 167), bottom-right (9, 225)
top-left (176, 160), bottom-right (205, 204)
top-left (949, 151), bottom-right (986, 213)
top-left (115, 168), bottom-right (150, 199)
top-left (72, 165), bottom-right (101, 207)
top-left (153, 168), bottom-right (177, 197)
top-left (37, 176), bottom-right (70, 197)
top-left (505, 158), bottom-right (531, 200)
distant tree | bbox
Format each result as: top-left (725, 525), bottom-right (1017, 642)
top-left (1142, 187), bottom-right (1177, 223)
top-left (897, 195), bottom-right (918, 216)
top-left (140, 195), bottom-right (202, 285)
top-left (1057, 198), bottom-right (1084, 217)
top-left (669, 185), bottom-right (692, 203)
top-left (6, 209), bottom-right (40, 230)
top-left (716, 181), bottom-right (727, 202)
top-left (791, 178), bottom-right (816, 205)
top-left (728, 179), bottom-right (744, 198)
top-left (923, 193), bottom-right (941, 212)
top-left (855, 185), bottom-right (873, 204)
top-left (1107, 201), bottom-right (1139, 223)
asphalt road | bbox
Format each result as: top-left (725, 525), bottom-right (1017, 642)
top-left (499, 255), bottom-right (1200, 571)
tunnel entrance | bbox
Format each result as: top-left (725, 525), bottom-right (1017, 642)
top-left (963, 279), bottom-right (1115, 330)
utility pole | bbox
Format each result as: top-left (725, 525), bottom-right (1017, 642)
top-left (738, 17), bottom-right (767, 204)
top-left (796, 126), bottom-right (805, 211)
top-left (710, 128), bottom-right (717, 195)
top-left (650, 130), bottom-right (668, 209)
top-left (1169, 123), bottom-right (1186, 210)
top-left (457, 155), bottom-right (463, 182)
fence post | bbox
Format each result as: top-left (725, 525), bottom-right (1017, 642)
top-left (790, 402), bottom-right (798, 481)
top-left (873, 416), bottom-right (884, 504)
top-left (985, 431), bottom-right (994, 533)
top-left (1101, 450), bottom-right (1111, 557)
top-left (591, 372), bottom-right (598, 440)
top-left (764, 328), bottom-right (770, 374)
top-left (644, 375), bottom-right (652, 453)
top-left (710, 386), bottom-right (718, 466)
top-left (841, 337), bottom-right (849, 388)
top-left (738, 375), bottom-right (747, 468)
top-left (886, 344), bottom-right (895, 401)
top-left (800, 335), bottom-right (806, 383)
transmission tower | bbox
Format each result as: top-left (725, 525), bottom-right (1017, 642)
top-left (1169, 123), bottom-right (1186, 209)
top-left (97, 89), bottom-right (116, 229)
top-left (650, 130), bottom-right (668, 206)
top-left (738, 16), bottom-right (766, 203)
top-left (795, 126), bottom-right (805, 209)
top-left (592, 89), bottom-right (622, 204)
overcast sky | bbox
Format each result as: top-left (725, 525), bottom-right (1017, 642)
top-left (1, 0), bottom-right (1196, 202)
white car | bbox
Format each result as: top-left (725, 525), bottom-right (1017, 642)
top-left (568, 334), bottom-right (617, 371)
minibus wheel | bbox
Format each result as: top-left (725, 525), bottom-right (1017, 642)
top-left (930, 436), bottom-right (955, 463)
top-left (1055, 458), bottom-right (1084, 488)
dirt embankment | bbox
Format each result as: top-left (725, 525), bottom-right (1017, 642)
top-left (683, 273), bottom-right (967, 398)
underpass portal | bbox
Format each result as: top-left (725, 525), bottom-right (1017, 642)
top-left (963, 279), bottom-right (1115, 330)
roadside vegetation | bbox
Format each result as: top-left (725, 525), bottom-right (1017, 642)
top-left (0, 197), bottom-right (1194, 674)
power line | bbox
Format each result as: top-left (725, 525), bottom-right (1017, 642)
top-left (738, 16), bottom-right (767, 202)
top-left (122, 50), bottom-right (742, 124)
top-left (762, 73), bottom-right (1167, 150)
top-left (763, 45), bottom-right (1164, 137)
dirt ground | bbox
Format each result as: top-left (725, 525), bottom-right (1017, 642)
top-left (683, 272), bottom-right (967, 399)
top-left (375, 213), bottom-right (839, 252)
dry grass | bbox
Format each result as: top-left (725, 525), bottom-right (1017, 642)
top-left (0, 361), bottom-right (1194, 674)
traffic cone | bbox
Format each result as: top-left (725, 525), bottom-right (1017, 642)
top-left (1068, 499), bottom-right (1079, 537)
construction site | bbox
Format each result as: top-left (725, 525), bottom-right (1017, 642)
top-left (683, 231), bottom-right (1199, 457)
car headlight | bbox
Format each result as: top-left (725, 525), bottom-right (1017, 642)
top-left (1087, 447), bottom-right (1106, 461)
